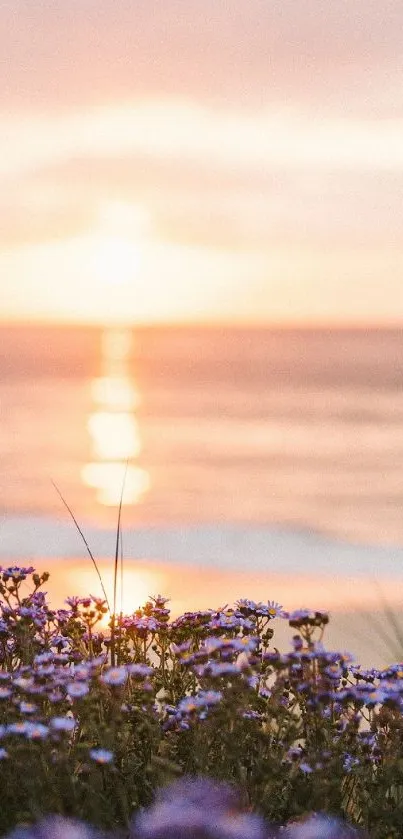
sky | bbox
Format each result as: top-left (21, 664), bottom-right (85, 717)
top-left (1, 0), bottom-right (403, 325)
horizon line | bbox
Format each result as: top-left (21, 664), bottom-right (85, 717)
top-left (0, 317), bottom-right (403, 331)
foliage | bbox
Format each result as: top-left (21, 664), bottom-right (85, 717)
top-left (0, 566), bottom-right (400, 837)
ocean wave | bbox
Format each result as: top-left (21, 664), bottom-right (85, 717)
top-left (1, 515), bottom-right (403, 579)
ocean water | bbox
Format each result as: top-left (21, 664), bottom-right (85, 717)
top-left (1, 324), bottom-right (403, 662)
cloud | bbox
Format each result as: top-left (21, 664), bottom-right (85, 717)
top-left (2, 0), bottom-right (403, 115)
top-left (3, 100), bottom-right (403, 184)
top-left (1, 1), bottom-right (403, 324)
top-left (2, 102), bottom-right (403, 253)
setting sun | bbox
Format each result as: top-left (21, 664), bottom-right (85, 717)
top-left (91, 201), bottom-right (148, 289)
top-left (65, 564), bottom-right (164, 619)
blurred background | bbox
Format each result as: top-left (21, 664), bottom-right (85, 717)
top-left (1, 1), bottom-right (403, 663)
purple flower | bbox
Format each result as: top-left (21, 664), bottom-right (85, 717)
top-left (177, 697), bottom-right (202, 715)
top-left (231, 636), bottom-right (260, 653)
top-left (236, 599), bottom-right (283, 619)
top-left (48, 690), bottom-right (65, 704)
top-left (67, 681), bottom-right (89, 699)
top-left (197, 690), bottom-right (223, 707)
top-left (287, 609), bottom-right (329, 628)
top-left (197, 661), bottom-right (240, 678)
top-left (101, 666), bottom-right (128, 686)
top-left (13, 676), bottom-right (35, 692)
top-left (132, 777), bottom-right (266, 839)
top-left (284, 814), bottom-right (363, 838)
top-left (36, 663), bottom-right (55, 676)
top-left (34, 652), bottom-right (55, 665)
top-left (299, 762), bottom-right (313, 774)
top-left (24, 722), bottom-right (49, 740)
top-left (242, 710), bottom-right (262, 720)
top-left (209, 613), bottom-right (254, 631)
top-left (7, 721), bottom-right (49, 740)
top-left (203, 637), bottom-right (234, 655)
top-left (50, 716), bottom-right (76, 732)
top-left (6, 816), bottom-right (102, 839)
top-left (171, 610), bottom-right (214, 631)
top-left (89, 748), bottom-right (114, 764)
top-left (73, 664), bottom-right (91, 680)
top-left (170, 640), bottom-right (192, 656)
top-left (7, 722), bottom-right (30, 736)
top-left (343, 754), bottom-right (360, 773)
top-left (20, 701), bottom-right (37, 714)
top-left (0, 687), bottom-right (12, 699)
top-left (127, 663), bottom-right (154, 679)
top-left (1, 566), bottom-right (35, 581)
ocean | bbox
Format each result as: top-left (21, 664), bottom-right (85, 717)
top-left (1, 324), bottom-right (403, 664)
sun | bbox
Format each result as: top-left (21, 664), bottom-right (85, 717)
top-left (75, 566), bottom-right (164, 625)
top-left (91, 201), bottom-right (150, 288)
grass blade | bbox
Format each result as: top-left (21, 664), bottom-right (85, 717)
top-left (113, 461), bottom-right (128, 618)
top-left (111, 461), bottom-right (128, 666)
top-left (51, 479), bottom-right (111, 613)
top-left (120, 527), bottom-right (124, 615)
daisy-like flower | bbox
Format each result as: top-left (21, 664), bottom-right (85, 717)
top-left (7, 721), bottom-right (29, 736)
top-left (1, 566), bottom-right (35, 581)
top-left (72, 664), bottom-right (91, 680)
top-left (34, 651), bottom-right (54, 666)
top-left (50, 716), bottom-right (76, 733)
top-left (197, 661), bottom-right (239, 678)
top-left (26, 722), bottom-right (49, 740)
top-left (13, 677), bottom-right (34, 692)
top-left (236, 599), bottom-right (283, 619)
top-left (299, 762), bottom-right (313, 774)
top-left (231, 636), bottom-right (259, 653)
top-left (267, 600), bottom-right (284, 618)
top-left (48, 690), bottom-right (64, 704)
top-left (197, 690), bottom-right (223, 707)
top-left (101, 666), bottom-right (128, 686)
top-left (6, 815), bottom-right (103, 839)
top-left (89, 748), bottom-right (114, 764)
top-left (284, 813), bottom-right (363, 837)
top-left (20, 701), bottom-right (37, 714)
top-left (67, 682), bottom-right (89, 699)
top-left (177, 697), bottom-right (200, 715)
top-left (287, 609), bottom-right (329, 629)
top-left (132, 776), bottom-right (266, 839)
top-left (0, 687), bottom-right (12, 699)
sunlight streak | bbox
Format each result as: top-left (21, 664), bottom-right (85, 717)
top-left (82, 327), bottom-right (150, 507)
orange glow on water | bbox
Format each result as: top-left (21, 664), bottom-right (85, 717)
top-left (87, 412), bottom-right (141, 460)
top-left (91, 377), bottom-right (140, 412)
top-left (82, 327), bottom-right (150, 507)
top-left (81, 462), bottom-right (150, 507)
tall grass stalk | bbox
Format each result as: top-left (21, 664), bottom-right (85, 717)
top-left (110, 462), bottom-right (128, 666)
top-left (51, 480), bottom-right (110, 612)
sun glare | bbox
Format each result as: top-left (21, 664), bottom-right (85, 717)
top-left (76, 566), bottom-right (163, 622)
top-left (91, 201), bottom-right (150, 289)
top-left (83, 327), bottom-right (150, 508)
top-left (82, 462), bottom-right (150, 506)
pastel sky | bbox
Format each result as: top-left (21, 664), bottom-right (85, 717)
top-left (2, 0), bottom-right (403, 324)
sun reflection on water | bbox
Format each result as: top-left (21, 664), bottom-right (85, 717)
top-left (82, 328), bottom-right (150, 507)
